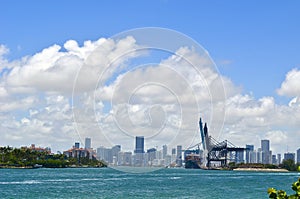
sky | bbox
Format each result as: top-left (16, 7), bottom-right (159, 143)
top-left (0, 1), bottom-right (300, 155)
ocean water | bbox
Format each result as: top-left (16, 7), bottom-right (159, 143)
top-left (0, 168), bottom-right (299, 199)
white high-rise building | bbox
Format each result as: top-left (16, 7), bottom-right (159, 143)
top-left (85, 138), bottom-right (91, 149)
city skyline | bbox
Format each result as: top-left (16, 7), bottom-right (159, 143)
top-left (0, 1), bottom-right (300, 155)
top-left (71, 136), bottom-right (300, 166)
top-left (6, 135), bottom-right (299, 169)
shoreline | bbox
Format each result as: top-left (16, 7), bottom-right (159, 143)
top-left (233, 168), bottom-right (289, 172)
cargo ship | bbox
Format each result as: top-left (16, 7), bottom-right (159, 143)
top-left (184, 154), bottom-right (202, 169)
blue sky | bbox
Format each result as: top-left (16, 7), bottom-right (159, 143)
top-left (0, 1), bottom-right (300, 153)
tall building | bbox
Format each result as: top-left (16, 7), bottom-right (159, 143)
top-left (85, 138), bottom-right (91, 149)
top-left (261, 140), bottom-right (270, 152)
top-left (245, 145), bottom-right (254, 163)
top-left (96, 146), bottom-right (112, 163)
top-left (162, 145), bottom-right (167, 159)
top-left (176, 145), bottom-right (182, 167)
top-left (261, 140), bottom-right (270, 164)
top-left (235, 151), bottom-right (244, 163)
top-left (75, 142), bottom-right (80, 149)
top-left (249, 150), bottom-right (257, 163)
top-left (284, 153), bottom-right (295, 162)
top-left (277, 154), bottom-right (281, 165)
top-left (134, 136), bottom-right (145, 166)
top-left (257, 148), bottom-right (262, 163)
top-left (171, 148), bottom-right (176, 163)
top-left (272, 155), bottom-right (277, 164)
top-left (147, 148), bottom-right (157, 165)
top-left (297, 148), bottom-right (300, 163)
top-left (112, 145), bottom-right (121, 165)
top-left (172, 148), bottom-right (176, 155)
top-left (134, 136), bottom-right (144, 154)
top-left (117, 152), bottom-right (132, 166)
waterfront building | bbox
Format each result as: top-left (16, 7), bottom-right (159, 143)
top-left (245, 145), bottom-right (254, 163)
top-left (277, 154), bottom-right (281, 164)
top-left (133, 153), bottom-right (145, 167)
top-left (147, 148), bottom-right (157, 165)
top-left (75, 142), bottom-right (80, 149)
top-left (249, 150), bottom-right (257, 163)
top-left (284, 152), bottom-right (295, 162)
top-left (96, 146), bottom-right (112, 163)
top-left (272, 155), bottom-right (277, 165)
top-left (164, 155), bottom-right (172, 166)
top-left (117, 151), bottom-right (132, 166)
top-left (134, 136), bottom-right (144, 153)
top-left (112, 145), bottom-right (121, 159)
top-left (261, 140), bottom-right (270, 152)
top-left (297, 148), bottom-right (300, 163)
top-left (29, 144), bottom-right (51, 154)
top-left (85, 138), bottom-right (91, 149)
top-left (257, 148), bottom-right (262, 163)
top-left (235, 151), bottom-right (244, 163)
top-left (156, 150), bottom-right (162, 160)
top-left (64, 144), bottom-right (91, 159)
top-left (176, 145), bottom-right (182, 167)
top-left (96, 145), bottom-right (121, 164)
top-left (134, 136), bottom-right (145, 166)
top-left (261, 139), bottom-right (271, 164)
top-left (162, 145), bottom-right (167, 159)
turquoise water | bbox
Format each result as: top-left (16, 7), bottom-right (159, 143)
top-left (0, 168), bottom-right (299, 198)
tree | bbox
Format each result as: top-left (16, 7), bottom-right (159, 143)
top-left (280, 159), bottom-right (297, 171)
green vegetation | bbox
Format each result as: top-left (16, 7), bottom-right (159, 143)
top-left (228, 161), bottom-right (300, 171)
top-left (280, 159), bottom-right (299, 172)
top-left (229, 162), bottom-right (281, 170)
top-left (268, 178), bottom-right (300, 199)
top-left (0, 146), bottom-right (107, 168)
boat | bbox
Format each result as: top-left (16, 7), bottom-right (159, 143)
top-left (33, 164), bottom-right (43, 169)
top-left (184, 154), bottom-right (202, 169)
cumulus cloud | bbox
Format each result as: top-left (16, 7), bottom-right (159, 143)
top-left (277, 68), bottom-right (300, 97)
top-left (3, 36), bottom-right (140, 95)
top-left (0, 36), bottom-right (299, 155)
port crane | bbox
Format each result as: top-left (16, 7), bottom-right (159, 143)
top-left (198, 118), bottom-right (245, 168)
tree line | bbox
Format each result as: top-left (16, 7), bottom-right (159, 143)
top-left (228, 160), bottom-right (300, 171)
top-left (0, 146), bottom-right (107, 168)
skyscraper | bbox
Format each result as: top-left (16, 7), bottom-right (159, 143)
top-left (284, 153), bottom-right (295, 162)
top-left (297, 148), bottom-right (300, 163)
top-left (176, 145), bottom-right (182, 167)
top-left (261, 140), bottom-right (270, 164)
top-left (272, 155), bottom-right (277, 164)
top-left (85, 137), bottom-right (91, 149)
top-left (277, 154), bottom-right (281, 165)
top-left (134, 136), bottom-right (145, 166)
top-left (261, 140), bottom-right (270, 152)
top-left (75, 142), bottom-right (80, 149)
top-left (245, 145), bottom-right (254, 163)
top-left (112, 145), bottom-right (121, 159)
top-left (134, 136), bottom-right (144, 154)
top-left (162, 145), bottom-right (167, 159)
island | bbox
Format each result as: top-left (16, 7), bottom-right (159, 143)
top-left (0, 146), bottom-right (107, 169)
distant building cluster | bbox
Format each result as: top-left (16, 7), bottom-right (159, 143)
top-left (21, 144), bottom-right (51, 154)
top-left (26, 136), bottom-right (299, 167)
top-left (96, 136), bottom-right (183, 167)
top-left (63, 138), bottom-right (96, 160)
top-left (245, 140), bottom-right (300, 165)
top-left (60, 137), bottom-right (300, 167)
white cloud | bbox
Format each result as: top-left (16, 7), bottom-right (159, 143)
top-left (0, 37), bottom-right (299, 155)
top-left (0, 96), bottom-right (38, 112)
top-left (277, 68), bottom-right (300, 97)
top-left (0, 44), bottom-right (9, 71)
